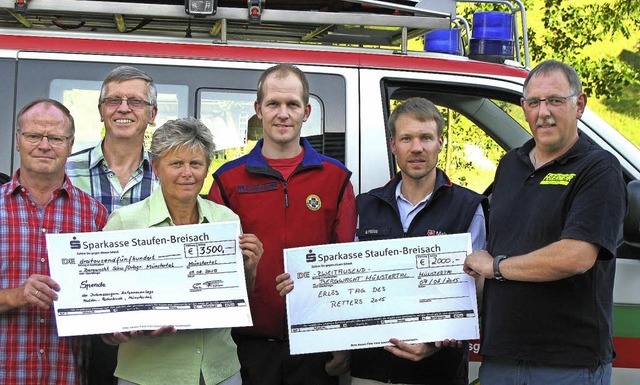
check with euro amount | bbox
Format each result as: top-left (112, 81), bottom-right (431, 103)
top-left (45, 222), bottom-right (252, 337)
top-left (284, 233), bottom-right (479, 355)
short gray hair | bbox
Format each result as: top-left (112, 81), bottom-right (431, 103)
top-left (99, 65), bottom-right (157, 106)
top-left (388, 97), bottom-right (444, 138)
top-left (523, 60), bottom-right (582, 97)
top-left (150, 117), bottom-right (215, 166)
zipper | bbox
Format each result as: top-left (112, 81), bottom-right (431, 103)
top-left (282, 163), bottom-right (315, 208)
top-left (284, 180), bottom-right (289, 208)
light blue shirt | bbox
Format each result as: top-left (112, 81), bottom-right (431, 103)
top-left (395, 180), bottom-right (486, 251)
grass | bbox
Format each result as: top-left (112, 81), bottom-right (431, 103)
top-left (430, 0), bottom-right (639, 147)
top-left (525, 1), bottom-right (640, 148)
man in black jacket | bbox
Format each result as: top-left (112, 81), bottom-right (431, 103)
top-left (278, 97), bottom-right (486, 385)
top-left (349, 97), bottom-right (487, 385)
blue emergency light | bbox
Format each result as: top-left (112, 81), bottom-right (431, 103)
top-left (469, 11), bottom-right (514, 63)
top-left (424, 29), bottom-right (460, 55)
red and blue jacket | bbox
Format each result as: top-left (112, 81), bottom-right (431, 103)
top-left (209, 138), bottom-right (356, 339)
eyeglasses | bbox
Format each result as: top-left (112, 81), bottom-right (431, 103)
top-left (521, 94), bottom-right (576, 110)
top-left (102, 97), bottom-right (152, 109)
top-left (18, 130), bottom-right (71, 147)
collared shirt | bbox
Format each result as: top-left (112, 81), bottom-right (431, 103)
top-left (104, 188), bottom-right (241, 385)
top-left (353, 170), bottom-right (485, 384)
top-left (0, 171), bottom-right (108, 385)
top-left (395, 180), bottom-right (486, 251)
top-left (65, 140), bottom-right (158, 214)
top-left (482, 135), bottom-right (627, 366)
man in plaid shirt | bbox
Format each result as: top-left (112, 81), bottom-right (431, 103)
top-left (0, 98), bottom-right (108, 384)
top-left (65, 66), bottom-right (159, 385)
top-left (65, 65), bottom-right (159, 214)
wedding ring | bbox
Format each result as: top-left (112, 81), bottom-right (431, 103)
top-left (33, 290), bottom-right (40, 297)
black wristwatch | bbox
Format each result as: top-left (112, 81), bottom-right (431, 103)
top-left (493, 255), bottom-right (509, 282)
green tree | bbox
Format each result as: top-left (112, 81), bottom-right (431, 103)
top-left (458, 0), bottom-right (639, 99)
top-left (529, 0), bottom-right (640, 99)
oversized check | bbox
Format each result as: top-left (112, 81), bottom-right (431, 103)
top-left (284, 233), bottom-right (478, 355)
top-left (45, 222), bottom-right (252, 337)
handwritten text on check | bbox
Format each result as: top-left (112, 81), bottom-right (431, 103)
top-left (284, 233), bottom-right (479, 355)
top-left (46, 222), bottom-right (252, 336)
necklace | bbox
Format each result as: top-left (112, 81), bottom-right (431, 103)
top-left (530, 149), bottom-right (539, 169)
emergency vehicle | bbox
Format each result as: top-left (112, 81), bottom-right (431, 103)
top-left (0, 1), bottom-right (638, 383)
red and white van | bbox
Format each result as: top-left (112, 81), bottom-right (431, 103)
top-left (0, 1), bottom-right (638, 383)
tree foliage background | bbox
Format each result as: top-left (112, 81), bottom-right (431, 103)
top-left (527, 0), bottom-right (639, 99)
top-left (458, 0), bottom-right (639, 99)
top-left (423, 0), bottom-right (640, 190)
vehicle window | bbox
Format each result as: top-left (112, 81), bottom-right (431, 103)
top-left (492, 99), bottom-right (530, 135)
top-left (197, 89), bottom-right (324, 193)
top-left (0, 58), bottom-right (16, 175)
top-left (50, 79), bottom-right (188, 153)
top-left (439, 107), bottom-right (506, 194)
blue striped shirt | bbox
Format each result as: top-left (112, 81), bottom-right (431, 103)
top-left (65, 140), bottom-right (158, 214)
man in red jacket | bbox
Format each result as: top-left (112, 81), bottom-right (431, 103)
top-left (208, 63), bottom-right (357, 385)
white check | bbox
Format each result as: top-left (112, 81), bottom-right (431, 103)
top-left (45, 222), bottom-right (252, 337)
top-left (284, 233), bottom-right (479, 355)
